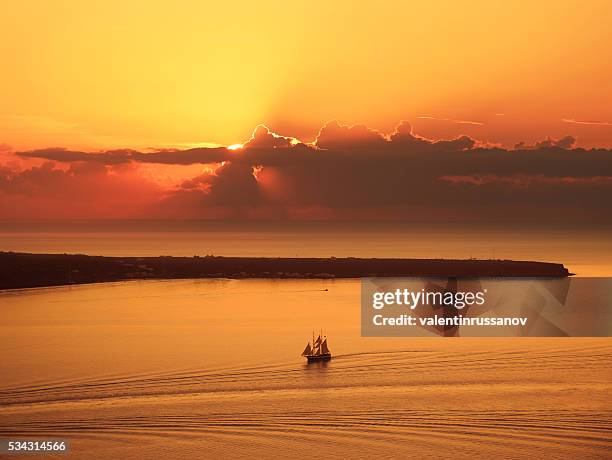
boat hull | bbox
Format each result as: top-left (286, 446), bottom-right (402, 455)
top-left (306, 353), bottom-right (332, 362)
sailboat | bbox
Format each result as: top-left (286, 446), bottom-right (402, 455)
top-left (301, 330), bottom-right (332, 362)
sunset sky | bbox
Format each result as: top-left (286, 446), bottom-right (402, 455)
top-left (1, 1), bottom-right (611, 222)
top-left (1, 0), bottom-right (611, 150)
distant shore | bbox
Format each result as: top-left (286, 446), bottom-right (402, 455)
top-left (0, 252), bottom-right (571, 290)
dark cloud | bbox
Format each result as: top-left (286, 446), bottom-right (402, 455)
top-left (514, 135), bottom-right (577, 150)
top-left (18, 147), bottom-right (230, 165)
top-left (6, 121), bottom-right (612, 223)
top-left (315, 121), bottom-right (387, 150)
top-left (243, 125), bottom-right (295, 149)
top-left (182, 161), bottom-right (261, 206)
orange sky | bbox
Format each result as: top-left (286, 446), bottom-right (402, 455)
top-left (1, 0), bottom-right (611, 150)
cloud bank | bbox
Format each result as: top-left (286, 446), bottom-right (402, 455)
top-left (2, 121), bottom-right (612, 224)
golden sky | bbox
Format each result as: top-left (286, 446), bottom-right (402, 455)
top-left (1, 0), bottom-right (611, 150)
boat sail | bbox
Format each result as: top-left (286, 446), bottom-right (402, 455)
top-left (302, 330), bottom-right (332, 362)
top-left (320, 338), bottom-right (330, 355)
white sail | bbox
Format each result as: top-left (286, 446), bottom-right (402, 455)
top-left (301, 343), bottom-right (312, 356)
top-left (321, 339), bottom-right (330, 354)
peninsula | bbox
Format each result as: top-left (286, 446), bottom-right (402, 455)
top-left (0, 252), bottom-right (570, 290)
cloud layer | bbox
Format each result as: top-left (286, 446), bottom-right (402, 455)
top-left (2, 121), bottom-right (612, 223)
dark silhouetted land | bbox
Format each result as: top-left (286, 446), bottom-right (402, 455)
top-left (0, 252), bottom-right (570, 290)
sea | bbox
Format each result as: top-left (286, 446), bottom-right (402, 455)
top-left (0, 225), bottom-right (611, 458)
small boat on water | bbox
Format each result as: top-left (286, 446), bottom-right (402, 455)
top-left (302, 330), bottom-right (332, 362)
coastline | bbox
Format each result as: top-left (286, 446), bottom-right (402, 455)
top-left (0, 251), bottom-right (570, 290)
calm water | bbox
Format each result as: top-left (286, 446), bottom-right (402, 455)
top-left (1, 226), bottom-right (612, 275)
top-left (0, 279), bottom-right (610, 459)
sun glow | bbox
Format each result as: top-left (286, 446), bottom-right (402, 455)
top-left (227, 144), bottom-right (244, 151)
